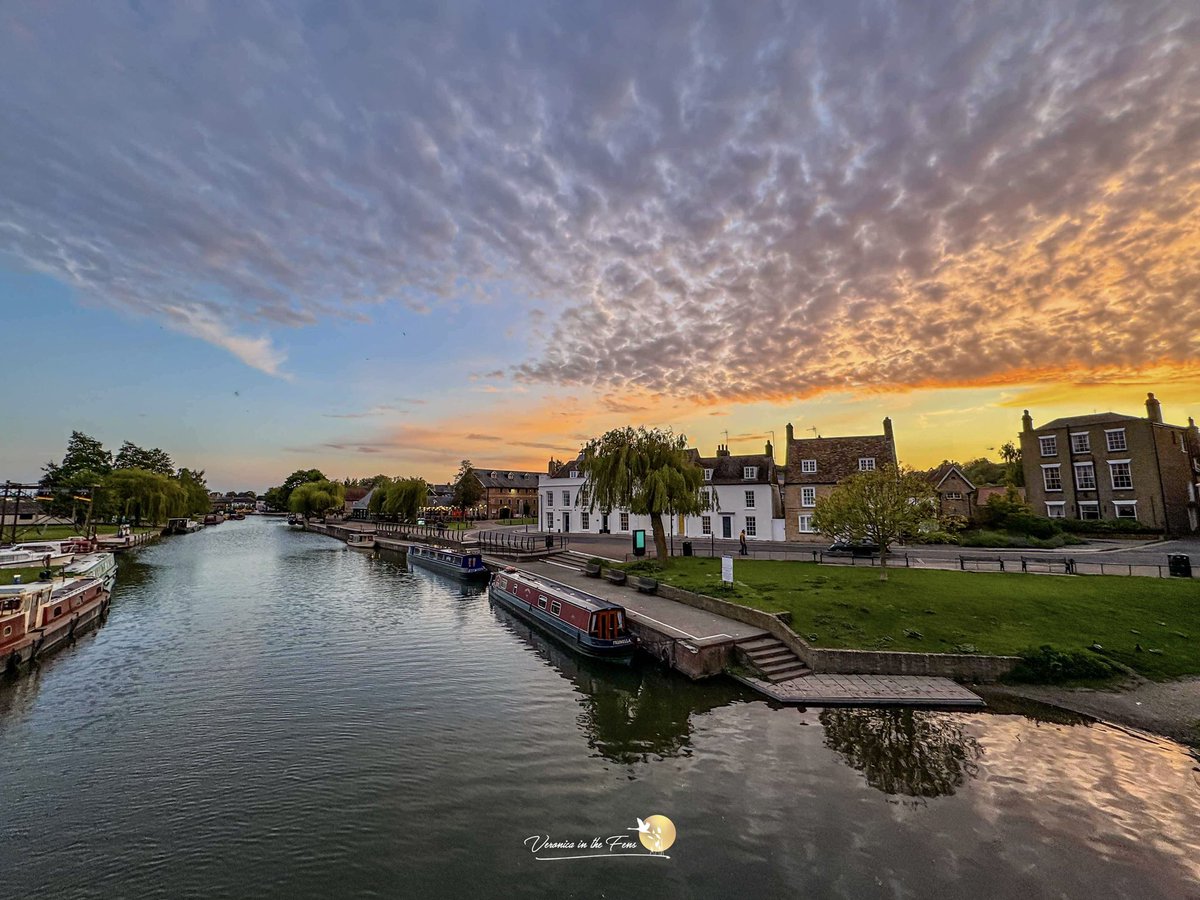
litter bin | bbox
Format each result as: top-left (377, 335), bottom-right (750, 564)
top-left (545, 535), bottom-right (554, 550)
top-left (1168, 554), bottom-right (1192, 578)
top-left (682, 541), bottom-right (693, 557)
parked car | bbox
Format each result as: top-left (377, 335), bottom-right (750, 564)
top-left (827, 539), bottom-right (881, 556)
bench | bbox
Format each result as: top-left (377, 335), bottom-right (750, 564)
top-left (583, 563), bottom-right (602, 578)
top-left (634, 576), bottom-right (658, 594)
top-left (603, 569), bottom-right (627, 585)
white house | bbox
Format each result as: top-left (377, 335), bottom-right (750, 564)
top-left (538, 443), bottom-right (785, 542)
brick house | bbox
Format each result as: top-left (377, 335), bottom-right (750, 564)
top-left (473, 468), bottom-right (541, 519)
top-left (922, 463), bottom-right (976, 521)
top-left (1020, 392), bottom-right (1200, 533)
top-left (783, 418), bottom-right (898, 541)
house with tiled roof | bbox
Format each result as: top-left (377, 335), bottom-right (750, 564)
top-left (472, 468), bottom-right (541, 519)
top-left (921, 463), bottom-right (976, 521)
top-left (783, 418), bottom-right (898, 540)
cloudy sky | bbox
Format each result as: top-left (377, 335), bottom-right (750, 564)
top-left (3, 1), bottom-right (1198, 490)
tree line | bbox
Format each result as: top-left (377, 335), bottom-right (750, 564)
top-left (38, 431), bottom-right (211, 527)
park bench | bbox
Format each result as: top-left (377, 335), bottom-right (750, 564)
top-left (603, 568), bottom-right (627, 585)
top-left (583, 562), bottom-right (602, 578)
top-left (634, 576), bottom-right (658, 594)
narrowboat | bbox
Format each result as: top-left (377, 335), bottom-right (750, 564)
top-left (346, 532), bottom-right (376, 551)
top-left (1, 576), bottom-right (111, 674)
top-left (64, 552), bottom-right (118, 593)
top-left (407, 544), bottom-right (489, 580)
top-left (163, 517), bottom-right (203, 535)
top-left (488, 568), bottom-right (636, 662)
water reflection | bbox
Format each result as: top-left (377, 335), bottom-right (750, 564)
top-left (820, 707), bottom-right (984, 797)
top-left (491, 601), bottom-right (748, 763)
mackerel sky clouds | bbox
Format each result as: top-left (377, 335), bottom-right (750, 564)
top-left (2, 1), bottom-right (1198, 487)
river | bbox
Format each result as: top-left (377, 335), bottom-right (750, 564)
top-left (1, 517), bottom-right (1197, 898)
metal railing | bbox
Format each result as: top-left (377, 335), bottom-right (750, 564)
top-left (474, 530), bottom-right (569, 555)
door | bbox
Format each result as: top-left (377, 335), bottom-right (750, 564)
top-left (722, 516), bottom-right (732, 539)
top-left (601, 513), bottom-right (609, 533)
top-left (562, 513), bottom-right (570, 533)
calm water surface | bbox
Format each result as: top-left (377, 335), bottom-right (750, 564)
top-left (2, 518), bottom-right (1198, 898)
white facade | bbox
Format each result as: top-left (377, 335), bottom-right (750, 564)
top-left (537, 472), bottom-right (785, 541)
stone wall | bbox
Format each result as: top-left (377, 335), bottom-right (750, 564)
top-left (654, 583), bottom-right (1019, 682)
top-left (627, 619), bottom-right (730, 679)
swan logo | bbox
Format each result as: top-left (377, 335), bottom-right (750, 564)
top-left (524, 813), bottom-right (677, 860)
top-left (631, 815), bottom-right (676, 853)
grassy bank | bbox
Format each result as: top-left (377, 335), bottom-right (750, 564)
top-left (629, 558), bottom-right (1199, 680)
top-left (7, 524), bottom-right (157, 541)
top-left (0, 566), bottom-right (63, 586)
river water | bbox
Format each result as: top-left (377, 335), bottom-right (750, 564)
top-left (1, 517), bottom-right (1198, 898)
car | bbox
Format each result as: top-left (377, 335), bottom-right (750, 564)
top-left (826, 539), bottom-right (881, 556)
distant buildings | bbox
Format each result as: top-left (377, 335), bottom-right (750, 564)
top-left (472, 468), bottom-right (541, 519)
top-left (782, 418), bottom-right (898, 540)
top-left (1020, 392), bottom-right (1200, 533)
top-left (921, 463), bottom-right (976, 520)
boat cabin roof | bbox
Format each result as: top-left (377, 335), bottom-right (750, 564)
top-left (499, 569), bottom-right (624, 614)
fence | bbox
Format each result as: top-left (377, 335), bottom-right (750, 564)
top-left (474, 530), bottom-right (569, 555)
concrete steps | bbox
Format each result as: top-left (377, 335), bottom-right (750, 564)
top-left (736, 636), bottom-right (810, 682)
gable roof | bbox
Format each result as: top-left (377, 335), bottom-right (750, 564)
top-left (352, 487), bottom-right (375, 509)
top-left (690, 450), bottom-right (777, 484)
top-left (545, 457), bottom-right (584, 479)
top-left (923, 463), bottom-right (976, 492)
top-left (785, 433), bottom-right (897, 483)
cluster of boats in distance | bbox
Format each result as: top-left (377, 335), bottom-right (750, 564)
top-left (327, 524), bottom-right (637, 664)
top-left (163, 510), bottom-right (246, 536)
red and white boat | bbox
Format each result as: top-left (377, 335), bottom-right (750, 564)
top-left (0, 576), bottom-right (111, 674)
top-left (489, 568), bottom-right (636, 662)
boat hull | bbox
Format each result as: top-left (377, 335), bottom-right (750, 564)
top-left (2, 585), bottom-right (112, 675)
top-left (408, 550), bottom-right (490, 580)
top-left (489, 584), bottom-right (636, 663)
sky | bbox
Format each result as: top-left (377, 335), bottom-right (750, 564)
top-left (2, 1), bottom-right (1198, 492)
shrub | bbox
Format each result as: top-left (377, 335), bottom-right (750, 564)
top-left (1057, 518), bottom-right (1160, 536)
top-left (1005, 645), bottom-right (1122, 683)
top-left (920, 530), bottom-right (961, 545)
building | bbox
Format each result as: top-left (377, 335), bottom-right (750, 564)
top-left (341, 486), bottom-right (369, 519)
top-left (1020, 393), bottom-right (1200, 533)
top-left (351, 487), bottom-right (375, 520)
top-left (782, 418), bottom-right (898, 541)
top-left (922, 463), bottom-right (976, 521)
top-left (473, 468), bottom-right (541, 519)
top-left (537, 443), bottom-right (784, 541)
top-left (0, 499), bottom-right (72, 529)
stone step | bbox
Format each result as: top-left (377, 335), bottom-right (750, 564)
top-left (746, 647), bottom-right (795, 665)
top-left (760, 658), bottom-right (805, 675)
top-left (765, 665), bottom-right (812, 683)
top-left (737, 636), bottom-right (783, 653)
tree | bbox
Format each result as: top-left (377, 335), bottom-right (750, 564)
top-left (999, 441), bottom-right (1024, 486)
top-left (577, 427), bottom-right (711, 565)
top-left (39, 431), bottom-right (113, 521)
top-left (811, 465), bottom-right (936, 580)
top-left (99, 468), bottom-right (189, 526)
top-left (960, 456), bottom-right (1006, 487)
top-left (382, 477), bottom-right (427, 521)
top-left (288, 480), bottom-right (345, 520)
top-left (176, 468), bottom-right (211, 516)
top-left (452, 460), bottom-right (483, 521)
top-left (114, 441), bottom-right (175, 476)
top-left (264, 468), bottom-right (328, 511)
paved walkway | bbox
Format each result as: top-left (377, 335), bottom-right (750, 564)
top-left (521, 559), bottom-right (985, 708)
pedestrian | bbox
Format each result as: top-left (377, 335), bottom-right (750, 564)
top-left (739, 529), bottom-right (748, 555)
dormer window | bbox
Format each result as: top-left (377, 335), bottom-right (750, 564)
top-left (858, 458), bottom-right (876, 471)
top-left (742, 467), bottom-right (757, 479)
top-left (569, 470), bottom-right (578, 479)
top-left (704, 469), bottom-right (713, 481)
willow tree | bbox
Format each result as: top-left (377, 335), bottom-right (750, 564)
top-left (371, 477), bottom-right (427, 521)
top-left (577, 427), bottom-right (710, 565)
top-left (811, 465), bottom-right (936, 581)
top-left (288, 480), bottom-right (345, 520)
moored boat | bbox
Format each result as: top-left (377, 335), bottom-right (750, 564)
top-left (407, 544), bottom-right (489, 580)
top-left (346, 532), bottom-right (376, 551)
top-left (1, 576), bottom-right (111, 674)
top-left (488, 568), bottom-right (636, 662)
top-left (2, 541), bottom-right (76, 567)
top-left (63, 552), bottom-right (118, 593)
top-left (162, 518), bottom-right (203, 536)
top-left (203, 513), bottom-right (224, 526)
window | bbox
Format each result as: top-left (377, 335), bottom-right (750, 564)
top-left (1041, 465), bottom-right (1062, 491)
top-left (1079, 502), bottom-right (1100, 520)
top-left (743, 466), bottom-right (758, 479)
top-left (745, 516), bottom-right (757, 537)
top-left (546, 491), bottom-right (553, 507)
top-left (801, 487), bottom-right (816, 507)
top-left (1070, 432), bottom-right (1091, 453)
top-left (537, 596), bottom-right (548, 609)
top-left (1113, 501), bottom-right (1138, 520)
top-left (703, 469), bottom-right (713, 481)
top-left (945, 491), bottom-right (963, 500)
top-left (797, 514), bottom-right (814, 533)
top-left (1109, 460), bottom-right (1133, 490)
top-left (562, 490), bottom-right (570, 506)
top-left (858, 458), bottom-right (876, 471)
top-left (745, 490), bottom-right (756, 508)
top-left (1105, 429), bottom-right (1127, 452)
top-left (1045, 502), bottom-right (1066, 518)
top-left (801, 459), bottom-right (817, 474)
top-left (1074, 462), bottom-right (1096, 490)
top-left (550, 600), bottom-right (562, 616)
top-left (569, 470), bottom-right (578, 479)
top-left (701, 516), bottom-right (711, 535)
top-left (1039, 435), bottom-right (1057, 457)
top-left (545, 512), bottom-right (554, 530)
top-left (581, 512), bottom-right (590, 530)
top-left (619, 512), bottom-right (629, 531)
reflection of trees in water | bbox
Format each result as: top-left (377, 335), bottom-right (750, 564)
top-left (493, 603), bottom-right (744, 764)
top-left (820, 708), bottom-right (983, 797)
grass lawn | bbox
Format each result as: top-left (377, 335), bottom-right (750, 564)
top-left (495, 517), bottom-right (537, 526)
top-left (633, 558), bottom-right (1200, 680)
top-left (0, 565), bottom-right (64, 586)
top-left (7, 524), bottom-right (157, 541)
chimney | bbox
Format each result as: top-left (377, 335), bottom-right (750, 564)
top-left (1146, 392), bottom-right (1163, 424)
top-left (716, 444), bottom-right (730, 457)
top-left (548, 458), bottom-right (558, 475)
top-left (1022, 409), bottom-right (1033, 433)
top-left (786, 422), bottom-right (794, 443)
top-left (883, 417), bottom-right (894, 443)
top-left (1189, 416), bottom-right (1198, 434)
top-left (765, 440), bottom-right (773, 458)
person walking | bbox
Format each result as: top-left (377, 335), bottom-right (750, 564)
top-left (739, 529), bottom-right (748, 556)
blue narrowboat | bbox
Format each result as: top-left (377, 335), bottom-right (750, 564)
top-left (489, 568), bottom-right (636, 662)
top-left (407, 544), bottom-right (490, 580)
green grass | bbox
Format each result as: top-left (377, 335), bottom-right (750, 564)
top-left (6, 524), bottom-right (156, 541)
top-left (0, 565), bottom-right (63, 586)
top-left (494, 517), bottom-right (537, 526)
top-left (636, 558), bottom-right (1200, 680)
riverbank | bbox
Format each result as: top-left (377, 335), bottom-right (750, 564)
top-left (981, 677), bottom-right (1200, 749)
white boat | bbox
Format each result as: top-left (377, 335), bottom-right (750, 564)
top-left (4, 542), bottom-right (75, 567)
top-left (346, 532), bottom-right (376, 551)
top-left (0, 548), bottom-right (41, 569)
top-left (63, 552), bottom-right (118, 592)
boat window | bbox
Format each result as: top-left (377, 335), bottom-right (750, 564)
top-left (538, 596), bottom-right (548, 609)
top-left (550, 600), bottom-right (562, 616)
top-left (53, 605), bottom-right (62, 617)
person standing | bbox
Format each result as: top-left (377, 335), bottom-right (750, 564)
top-left (739, 529), bottom-right (748, 555)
